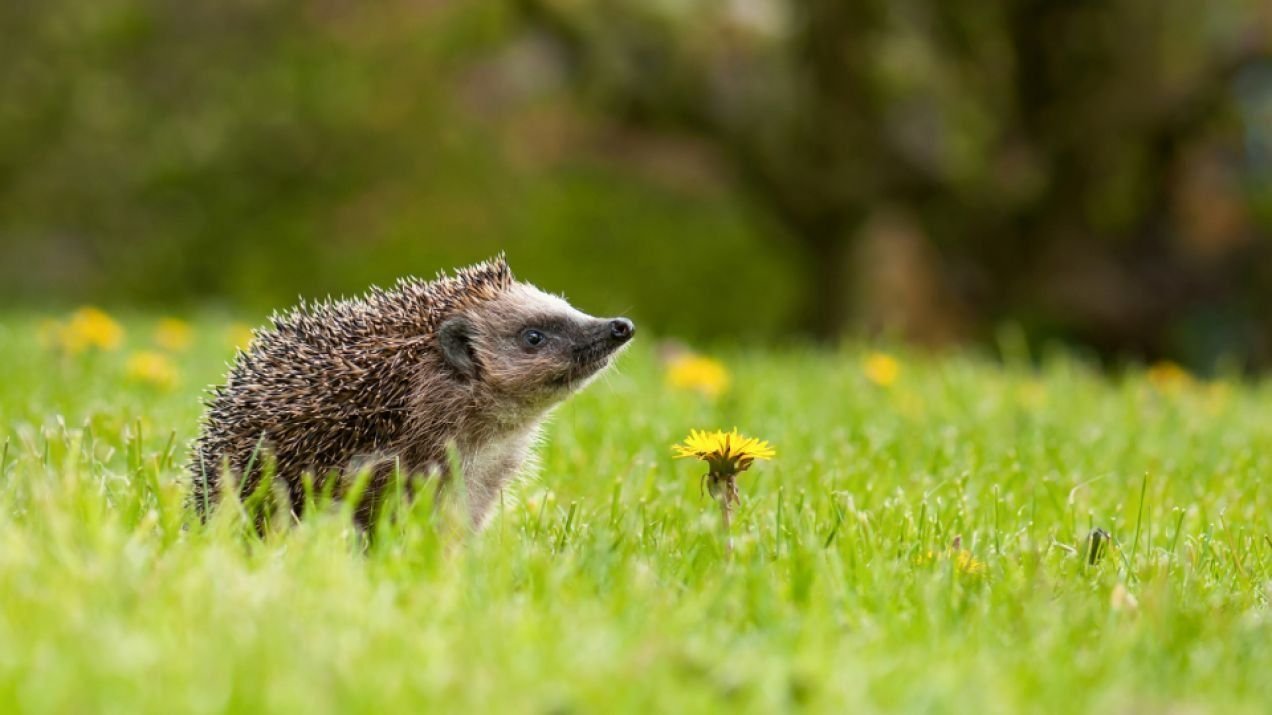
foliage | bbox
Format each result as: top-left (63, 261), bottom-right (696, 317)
top-left (3, 1), bottom-right (1271, 363)
top-left (1, 313), bottom-right (1271, 713)
top-left (522, 0), bottom-right (1272, 361)
top-left (0, 1), bottom-right (801, 340)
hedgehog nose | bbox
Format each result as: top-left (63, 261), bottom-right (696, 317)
top-left (609, 318), bottom-right (635, 342)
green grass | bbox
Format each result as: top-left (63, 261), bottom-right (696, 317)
top-left (1, 314), bottom-right (1270, 714)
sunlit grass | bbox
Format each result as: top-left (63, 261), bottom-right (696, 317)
top-left (0, 314), bottom-right (1270, 713)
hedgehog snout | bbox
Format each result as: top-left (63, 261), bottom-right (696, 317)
top-left (569, 317), bottom-right (635, 370)
top-left (608, 318), bottom-right (635, 343)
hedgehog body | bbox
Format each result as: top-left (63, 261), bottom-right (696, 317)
top-left (191, 256), bottom-right (634, 527)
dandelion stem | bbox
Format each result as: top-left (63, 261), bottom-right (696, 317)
top-left (718, 488), bottom-right (732, 552)
top-left (708, 472), bottom-right (738, 554)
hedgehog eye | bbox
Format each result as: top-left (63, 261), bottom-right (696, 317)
top-left (521, 329), bottom-right (546, 348)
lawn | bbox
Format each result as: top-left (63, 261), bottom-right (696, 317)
top-left (1, 312), bottom-right (1270, 714)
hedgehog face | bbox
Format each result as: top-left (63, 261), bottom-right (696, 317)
top-left (438, 283), bottom-right (635, 417)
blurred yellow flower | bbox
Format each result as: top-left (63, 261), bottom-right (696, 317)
top-left (125, 350), bottom-right (179, 390)
top-left (916, 548), bottom-right (987, 576)
top-left (1204, 380), bottom-right (1232, 414)
top-left (863, 351), bottom-right (900, 387)
top-left (1016, 380), bottom-right (1048, 409)
top-left (673, 428), bottom-right (775, 476)
top-left (1146, 361), bottom-right (1191, 392)
top-left (53, 307), bottom-right (125, 353)
top-left (153, 317), bottom-right (194, 352)
top-left (952, 549), bottom-right (987, 575)
top-left (227, 322), bottom-right (256, 351)
top-left (524, 490), bottom-right (557, 517)
top-left (666, 353), bottom-right (731, 398)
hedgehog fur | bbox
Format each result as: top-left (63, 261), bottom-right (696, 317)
top-left (190, 255), bottom-right (635, 528)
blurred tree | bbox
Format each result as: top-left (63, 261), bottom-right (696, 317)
top-left (4, 0), bottom-right (1271, 364)
top-left (520, 0), bottom-right (1272, 363)
top-left (0, 0), bottom-right (802, 340)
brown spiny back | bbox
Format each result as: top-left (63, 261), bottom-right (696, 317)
top-left (189, 255), bottom-right (513, 517)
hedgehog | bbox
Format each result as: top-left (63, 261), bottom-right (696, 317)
top-left (190, 255), bottom-right (635, 528)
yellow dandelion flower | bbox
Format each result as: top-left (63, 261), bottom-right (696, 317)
top-left (1015, 379), bottom-right (1048, 409)
top-left (153, 317), bottom-right (194, 352)
top-left (666, 353), bottom-right (731, 398)
top-left (916, 548), bottom-right (987, 576)
top-left (1146, 361), bottom-right (1191, 392)
top-left (863, 351), bottom-right (900, 387)
top-left (61, 307), bottom-right (124, 353)
top-left (227, 322), bottom-right (256, 351)
top-left (676, 428), bottom-right (775, 549)
top-left (125, 350), bottom-right (179, 390)
top-left (673, 428), bottom-right (775, 476)
top-left (1204, 380), bottom-right (1231, 414)
top-left (952, 549), bottom-right (988, 575)
top-left (524, 490), bottom-right (557, 517)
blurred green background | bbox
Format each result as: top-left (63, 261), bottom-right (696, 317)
top-left (2, 1), bottom-right (1270, 368)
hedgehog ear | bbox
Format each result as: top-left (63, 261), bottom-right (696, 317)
top-left (438, 317), bottom-right (477, 379)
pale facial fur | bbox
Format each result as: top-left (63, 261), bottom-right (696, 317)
top-left (433, 282), bottom-right (634, 525)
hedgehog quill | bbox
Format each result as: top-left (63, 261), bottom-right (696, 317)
top-left (190, 256), bottom-right (635, 528)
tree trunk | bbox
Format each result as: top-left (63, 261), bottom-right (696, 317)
top-left (800, 232), bottom-right (857, 342)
